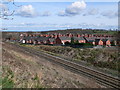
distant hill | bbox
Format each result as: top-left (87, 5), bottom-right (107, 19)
top-left (40, 29), bottom-right (117, 35)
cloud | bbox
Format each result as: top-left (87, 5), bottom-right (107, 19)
top-left (101, 10), bottom-right (118, 18)
top-left (58, 1), bottom-right (86, 16)
top-left (65, 1), bottom-right (86, 15)
top-left (58, 11), bottom-right (67, 16)
top-left (83, 8), bottom-right (99, 16)
top-left (16, 5), bottom-right (38, 18)
top-left (16, 5), bottom-right (51, 17)
top-left (40, 11), bottom-right (51, 16)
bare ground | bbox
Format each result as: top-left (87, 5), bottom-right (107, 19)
top-left (2, 42), bottom-right (105, 88)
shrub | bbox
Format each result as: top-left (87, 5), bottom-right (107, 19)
top-left (65, 41), bottom-right (71, 46)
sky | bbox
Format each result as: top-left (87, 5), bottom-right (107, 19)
top-left (1, 0), bottom-right (118, 31)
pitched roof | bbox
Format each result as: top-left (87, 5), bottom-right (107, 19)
top-left (74, 37), bottom-right (85, 40)
top-left (59, 36), bottom-right (71, 40)
top-left (36, 37), bottom-right (49, 41)
top-left (88, 40), bottom-right (95, 42)
top-left (107, 37), bottom-right (117, 41)
top-left (23, 36), bottom-right (32, 40)
top-left (95, 39), bottom-right (101, 42)
top-left (49, 38), bottom-right (55, 42)
top-left (23, 36), bottom-right (49, 41)
top-left (84, 37), bottom-right (96, 41)
top-left (102, 39), bottom-right (109, 42)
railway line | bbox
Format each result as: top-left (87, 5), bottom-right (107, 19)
top-left (4, 42), bottom-right (120, 88)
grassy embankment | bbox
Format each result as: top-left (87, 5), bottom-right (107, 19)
top-left (20, 44), bottom-right (120, 77)
top-left (3, 43), bottom-right (104, 88)
top-left (2, 47), bottom-right (45, 88)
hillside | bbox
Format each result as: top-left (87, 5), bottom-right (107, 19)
top-left (2, 42), bottom-right (104, 88)
top-left (41, 29), bottom-right (117, 35)
top-left (23, 44), bottom-right (119, 77)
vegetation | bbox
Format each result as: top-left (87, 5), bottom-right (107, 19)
top-left (71, 37), bottom-right (74, 45)
top-left (3, 43), bottom-right (102, 88)
top-left (23, 44), bottom-right (119, 74)
top-left (2, 66), bottom-right (44, 88)
top-left (2, 67), bottom-right (14, 88)
top-left (64, 37), bottom-right (94, 48)
top-left (41, 28), bottom-right (117, 35)
top-left (2, 48), bottom-right (45, 88)
top-left (2, 32), bottom-right (21, 41)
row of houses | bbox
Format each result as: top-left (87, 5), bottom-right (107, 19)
top-left (21, 33), bottom-right (114, 38)
top-left (20, 33), bottom-right (117, 46)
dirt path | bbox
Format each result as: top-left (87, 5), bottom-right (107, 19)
top-left (2, 42), bottom-right (105, 88)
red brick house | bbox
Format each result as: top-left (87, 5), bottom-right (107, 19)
top-left (35, 37), bottom-right (50, 44)
top-left (55, 36), bottom-right (71, 45)
top-left (88, 40), bottom-right (95, 45)
top-left (84, 37), bottom-right (96, 45)
top-left (19, 33), bottom-right (116, 47)
top-left (21, 36), bottom-right (50, 45)
top-left (48, 38), bottom-right (55, 44)
top-left (74, 37), bottom-right (86, 43)
top-left (95, 39), bottom-right (103, 45)
top-left (84, 34), bottom-right (89, 37)
top-left (76, 34), bottom-right (81, 37)
top-left (102, 39), bottom-right (111, 46)
top-left (54, 36), bottom-right (86, 45)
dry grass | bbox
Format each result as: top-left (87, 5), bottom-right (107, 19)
top-left (2, 42), bottom-right (104, 88)
top-left (23, 44), bottom-right (119, 76)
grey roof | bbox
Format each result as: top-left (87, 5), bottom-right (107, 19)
top-left (36, 37), bottom-right (49, 41)
top-left (95, 39), bottom-right (101, 42)
top-left (49, 38), bottom-right (55, 42)
top-left (102, 39), bottom-right (109, 42)
top-left (107, 37), bottom-right (117, 41)
top-left (59, 36), bottom-right (71, 40)
top-left (74, 37), bottom-right (85, 40)
top-left (23, 36), bottom-right (49, 41)
top-left (23, 36), bottom-right (32, 40)
top-left (88, 40), bottom-right (95, 42)
top-left (84, 37), bottom-right (96, 41)
top-left (59, 36), bottom-right (85, 41)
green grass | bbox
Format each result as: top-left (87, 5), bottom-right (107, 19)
top-left (2, 67), bottom-right (14, 88)
top-left (0, 71), bottom-right (2, 89)
top-left (2, 65), bottom-right (45, 88)
top-left (2, 76), bottom-right (14, 88)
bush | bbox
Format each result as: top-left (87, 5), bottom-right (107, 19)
top-left (65, 41), bottom-right (71, 46)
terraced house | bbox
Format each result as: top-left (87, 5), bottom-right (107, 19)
top-left (19, 33), bottom-right (117, 46)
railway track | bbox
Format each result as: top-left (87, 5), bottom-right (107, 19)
top-left (4, 42), bottom-right (120, 88)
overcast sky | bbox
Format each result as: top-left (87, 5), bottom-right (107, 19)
top-left (1, 0), bottom-right (118, 31)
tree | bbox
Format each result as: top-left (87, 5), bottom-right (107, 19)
top-left (0, 0), bottom-right (21, 20)
top-left (65, 41), bottom-right (71, 46)
top-left (75, 40), bottom-right (79, 44)
top-left (1, 0), bottom-right (21, 31)
top-left (71, 37), bottom-right (74, 44)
